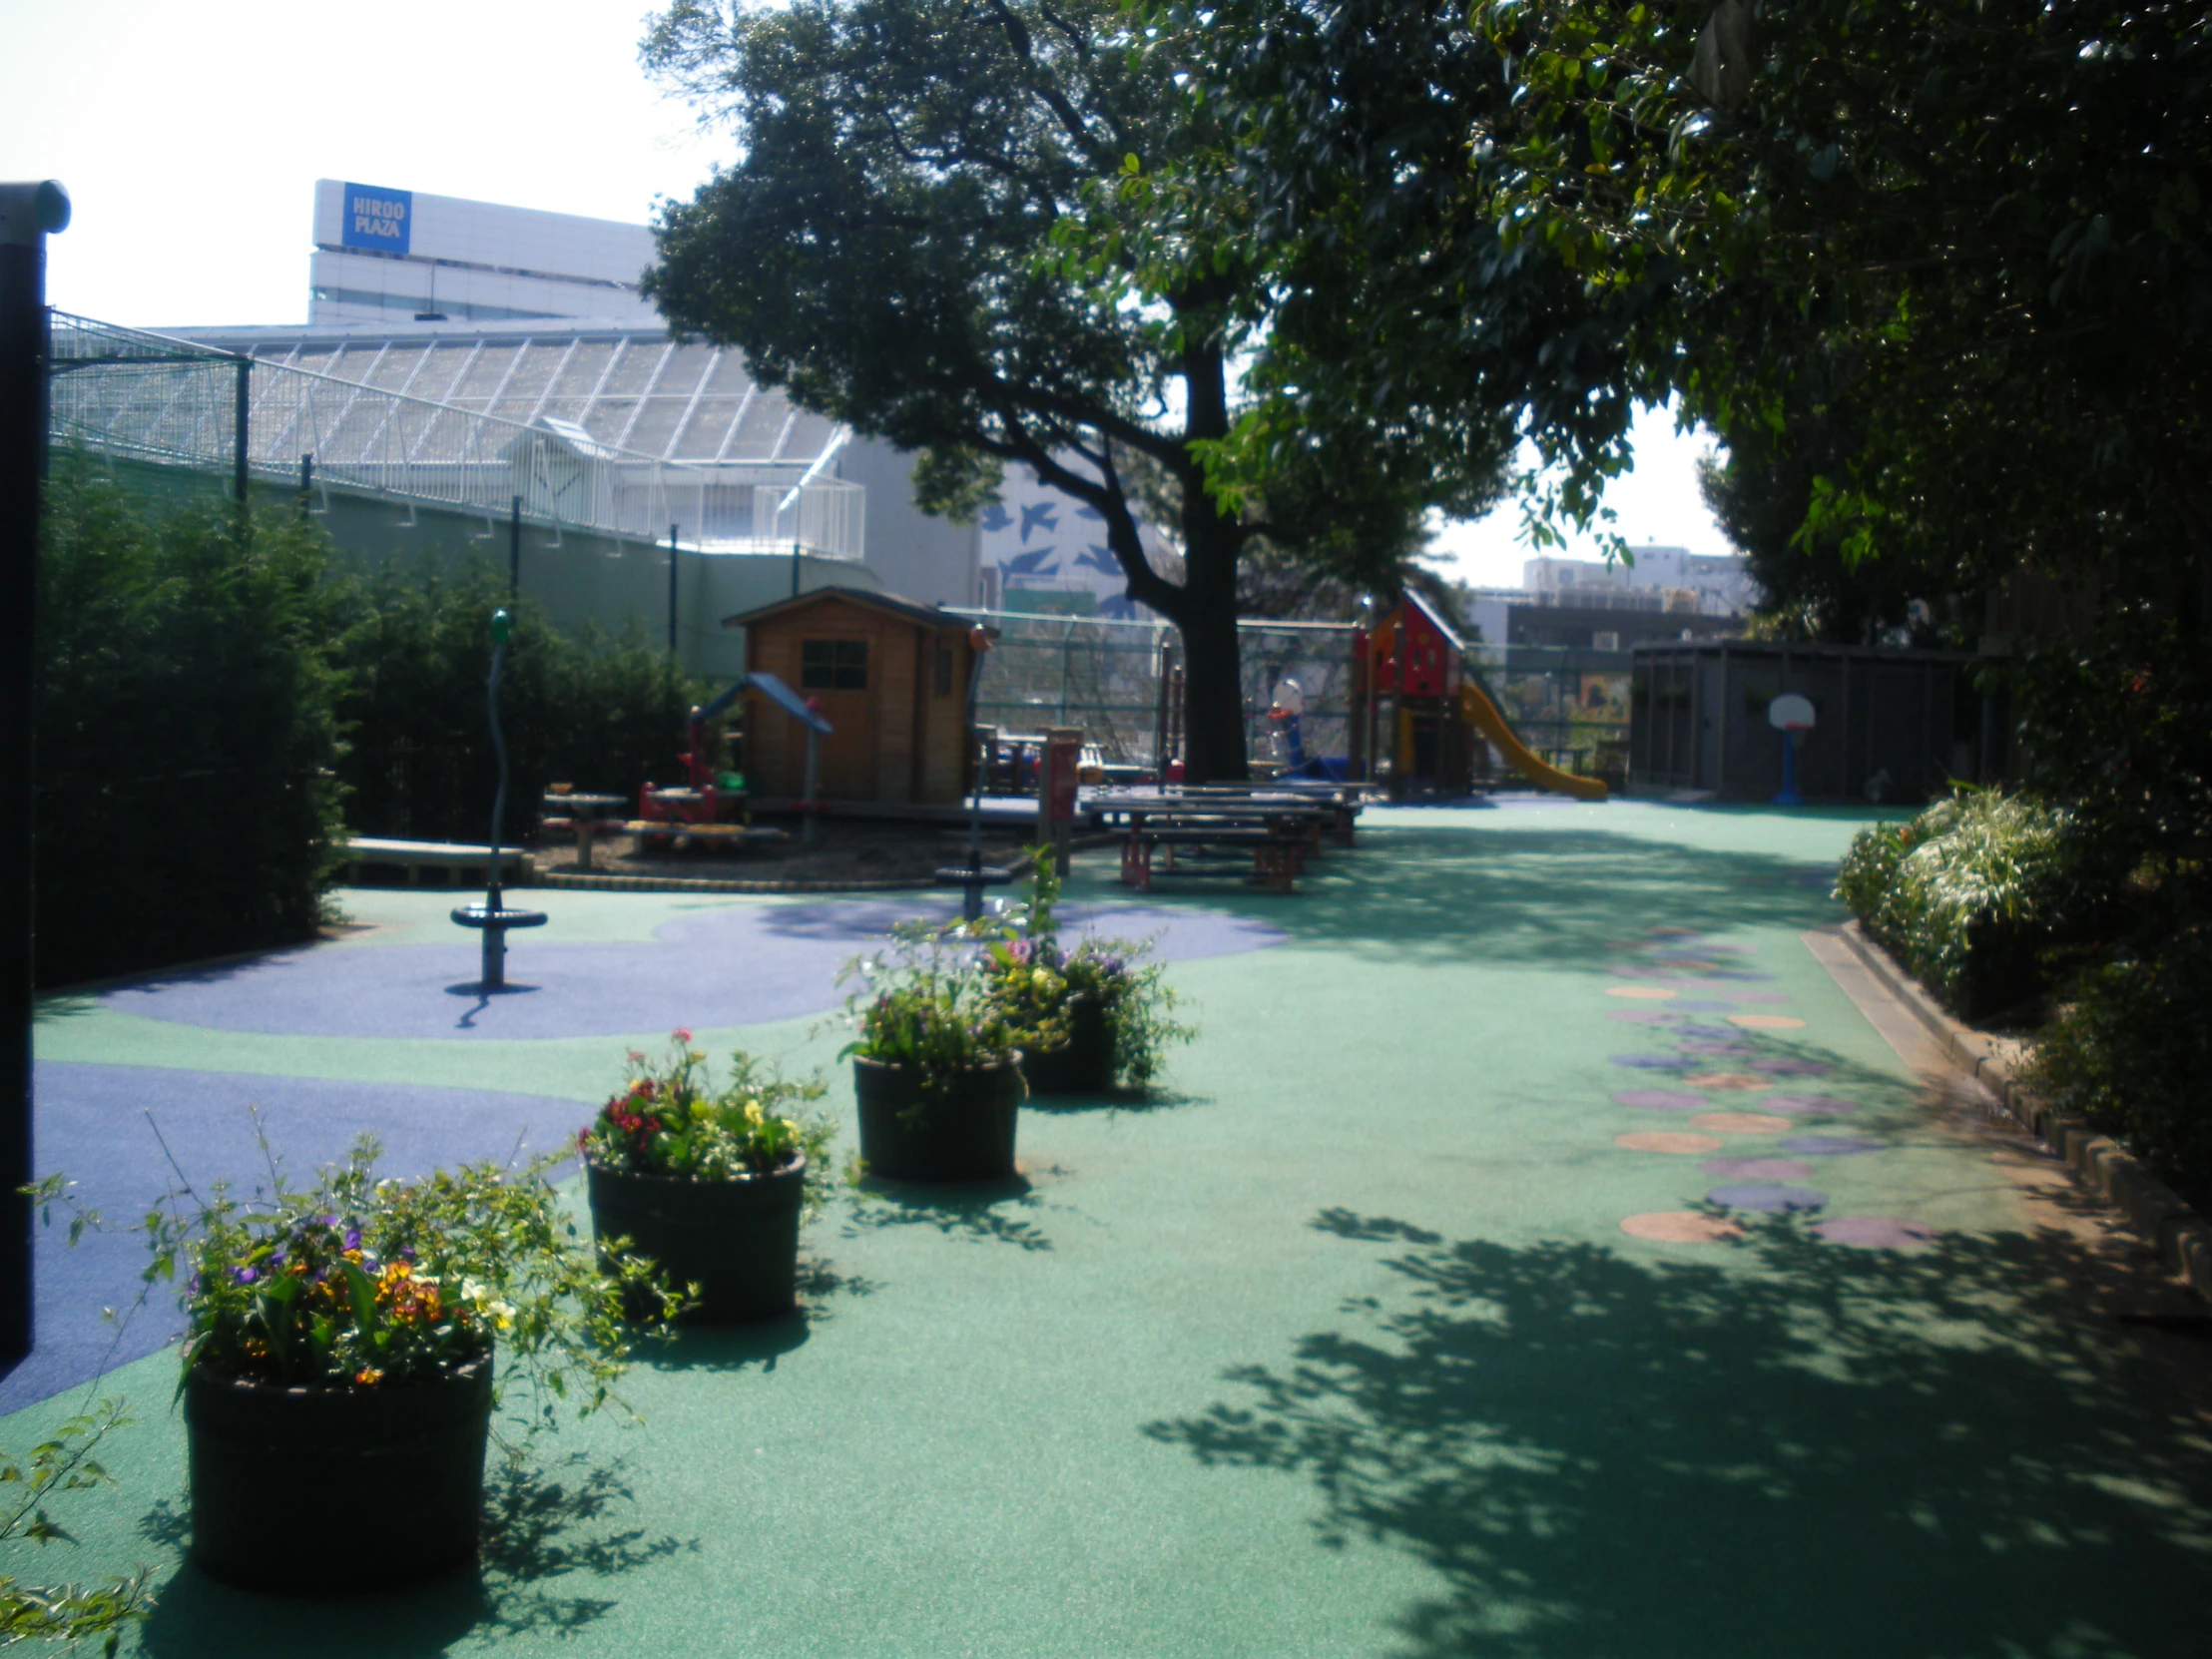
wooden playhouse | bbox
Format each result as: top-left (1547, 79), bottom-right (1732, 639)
top-left (721, 588), bottom-right (985, 805)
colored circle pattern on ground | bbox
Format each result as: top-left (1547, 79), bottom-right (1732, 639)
top-left (1614, 1054), bottom-right (1699, 1071)
top-left (1606, 986), bottom-right (1677, 1001)
top-left (1616, 1132), bottom-right (1727, 1154)
top-left (1709, 1182), bottom-right (1828, 1213)
top-left (1612, 1089), bottom-right (1709, 1111)
top-left (1782, 1135), bottom-right (1887, 1156)
top-left (1727, 1012), bottom-right (1806, 1030)
top-left (1760, 1094), bottom-right (1858, 1116)
top-left (1691, 1112), bottom-right (1796, 1133)
top-left (1684, 1072), bottom-right (1774, 1091)
top-left (1620, 1212), bottom-right (1744, 1243)
top-left (1815, 1217), bottom-right (1940, 1249)
top-left (1701, 1157), bottom-right (1817, 1181)
top-left (1749, 1056), bottom-right (1835, 1076)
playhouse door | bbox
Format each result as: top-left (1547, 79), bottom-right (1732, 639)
top-left (799, 634), bottom-right (877, 799)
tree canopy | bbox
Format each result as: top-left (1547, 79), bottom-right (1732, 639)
top-left (1169, 0), bottom-right (2212, 598)
top-left (642, 0), bottom-right (1511, 779)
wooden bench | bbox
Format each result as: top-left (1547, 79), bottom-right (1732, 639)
top-left (625, 821), bottom-right (788, 853)
top-left (1119, 826), bottom-right (1303, 893)
top-left (342, 837), bottom-right (527, 887)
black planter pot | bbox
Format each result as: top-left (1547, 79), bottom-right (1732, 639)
top-left (185, 1357), bottom-right (493, 1592)
top-left (1018, 996), bottom-right (1116, 1096)
top-left (853, 1057), bottom-right (1023, 1181)
top-left (586, 1155), bottom-right (806, 1323)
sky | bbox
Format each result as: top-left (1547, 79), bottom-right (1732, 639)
top-left (1, 0), bottom-right (1736, 587)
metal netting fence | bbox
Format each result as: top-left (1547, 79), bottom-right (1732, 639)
top-left (46, 311), bottom-right (864, 557)
top-left (951, 610), bottom-right (1359, 771)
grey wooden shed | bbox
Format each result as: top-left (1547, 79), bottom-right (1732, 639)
top-left (1627, 642), bottom-right (1981, 803)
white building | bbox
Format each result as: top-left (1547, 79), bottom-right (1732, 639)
top-left (310, 180), bottom-right (661, 328)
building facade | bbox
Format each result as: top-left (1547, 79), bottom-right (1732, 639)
top-left (310, 181), bottom-right (661, 328)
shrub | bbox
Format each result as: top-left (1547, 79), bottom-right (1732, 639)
top-left (1836, 789), bottom-right (2116, 1020)
top-left (330, 560), bottom-right (704, 842)
top-left (2027, 920), bottom-right (2212, 1195)
top-left (36, 466), bottom-right (345, 986)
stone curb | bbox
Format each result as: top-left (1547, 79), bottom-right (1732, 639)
top-left (1836, 921), bottom-right (2212, 1304)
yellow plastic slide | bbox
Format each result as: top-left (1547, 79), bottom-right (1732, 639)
top-left (1458, 681), bottom-right (1609, 801)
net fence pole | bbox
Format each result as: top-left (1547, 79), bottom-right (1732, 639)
top-left (0, 181), bottom-right (68, 1365)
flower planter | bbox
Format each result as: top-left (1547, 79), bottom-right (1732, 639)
top-left (586, 1155), bottom-right (806, 1323)
top-left (853, 1057), bottom-right (1023, 1181)
top-left (1017, 995), bottom-right (1116, 1096)
top-left (185, 1356), bottom-right (493, 1592)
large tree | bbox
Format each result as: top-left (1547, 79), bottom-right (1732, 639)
top-left (642, 0), bottom-right (1506, 780)
top-left (1173, 0), bottom-right (2212, 595)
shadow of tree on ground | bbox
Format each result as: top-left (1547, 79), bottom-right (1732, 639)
top-left (1073, 827), bottom-right (1850, 975)
top-left (1149, 1211), bottom-right (2212, 1659)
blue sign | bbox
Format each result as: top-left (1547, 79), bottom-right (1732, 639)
top-left (339, 184), bottom-right (411, 254)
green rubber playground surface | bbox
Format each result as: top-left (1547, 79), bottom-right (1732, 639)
top-left (13, 800), bottom-right (2210, 1657)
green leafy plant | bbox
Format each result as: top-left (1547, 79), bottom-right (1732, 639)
top-left (1837, 789), bottom-right (2117, 1020)
top-left (44, 1133), bottom-right (669, 1423)
top-left (838, 930), bottom-right (1023, 1089)
top-left (979, 850), bottom-right (1195, 1089)
top-left (2026, 919), bottom-right (2212, 1195)
top-left (580, 1031), bottom-right (834, 1212)
top-left (0, 1400), bottom-right (149, 1655)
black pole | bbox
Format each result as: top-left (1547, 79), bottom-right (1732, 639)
top-left (508, 494), bottom-right (521, 600)
top-left (667, 522), bottom-right (679, 656)
top-left (0, 181), bottom-right (68, 1368)
top-left (298, 453), bottom-right (313, 518)
top-left (791, 538), bottom-right (801, 598)
top-left (232, 356), bottom-right (250, 508)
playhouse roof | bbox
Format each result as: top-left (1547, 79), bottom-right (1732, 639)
top-left (719, 586), bottom-right (974, 634)
top-left (1391, 587), bottom-right (1466, 654)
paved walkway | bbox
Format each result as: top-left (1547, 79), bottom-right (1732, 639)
top-left (9, 802), bottom-right (2208, 1657)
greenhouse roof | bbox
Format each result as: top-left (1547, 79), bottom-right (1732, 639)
top-left (167, 319), bottom-right (847, 474)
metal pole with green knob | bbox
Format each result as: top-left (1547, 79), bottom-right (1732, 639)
top-left (452, 608), bottom-right (545, 990)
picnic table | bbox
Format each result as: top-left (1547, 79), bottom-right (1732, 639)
top-left (541, 793), bottom-right (629, 871)
top-left (1089, 790), bottom-right (1346, 893)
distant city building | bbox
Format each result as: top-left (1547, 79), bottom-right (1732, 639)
top-left (1522, 545), bottom-right (1758, 617)
top-left (310, 180), bottom-right (660, 328)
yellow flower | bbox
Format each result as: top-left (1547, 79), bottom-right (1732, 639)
top-left (743, 1100), bottom-right (765, 1127)
top-left (355, 1366), bottom-right (383, 1386)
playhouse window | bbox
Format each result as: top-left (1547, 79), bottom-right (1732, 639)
top-left (934, 644), bottom-right (955, 697)
top-left (802, 639), bottom-right (868, 691)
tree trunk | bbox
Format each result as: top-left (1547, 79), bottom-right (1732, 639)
top-left (1177, 495), bottom-right (1248, 783)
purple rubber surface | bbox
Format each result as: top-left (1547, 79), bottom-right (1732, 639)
top-left (1606, 1009), bottom-right (1680, 1023)
top-left (1612, 1054), bottom-right (1700, 1071)
top-left (95, 899), bottom-right (1283, 1041)
top-left (1709, 1182), bottom-right (1828, 1213)
top-left (1666, 999), bottom-right (1744, 1012)
top-left (6, 1063), bottom-right (583, 1415)
top-left (1678, 1040), bottom-right (1761, 1057)
top-left (1782, 1135), bottom-right (1888, 1156)
top-left (1748, 1056), bottom-right (1836, 1076)
top-left (1701, 1157), bottom-right (1818, 1181)
top-left (1611, 1089), bottom-right (1710, 1111)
